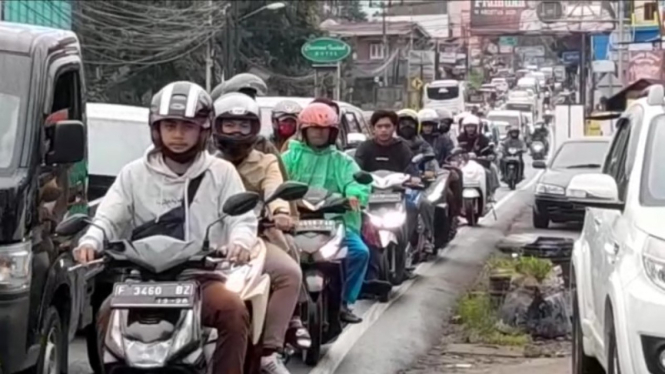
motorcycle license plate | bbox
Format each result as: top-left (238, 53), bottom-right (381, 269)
top-left (369, 192), bottom-right (402, 204)
top-left (110, 282), bottom-right (197, 308)
top-left (295, 219), bottom-right (336, 232)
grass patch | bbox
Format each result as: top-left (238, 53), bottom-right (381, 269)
top-left (456, 292), bottom-right (530, 346)
top-left (515, 256), bottom-right (552, 282)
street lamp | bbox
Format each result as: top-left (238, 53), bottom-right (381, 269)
top-left (239, 2), bottom-right (286, 22)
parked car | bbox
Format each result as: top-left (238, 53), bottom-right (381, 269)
top-left (532, 137), bottom-right (610, 228)
top-left (571, 85), bottom-right (665, 374)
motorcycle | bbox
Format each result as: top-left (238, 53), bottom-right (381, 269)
top-left (365, 170), bottom-right (414, 287)
top-left (503, 147), bottom-right (524, 190)
top-left (530, 140), bottom-right (546, 161)
top-left (424, 168), bottom-right (455, 251)
top-left (62, 183), bottom-right (307, 374)
top-left (293, 172), bottom-right (372, 366)
top-left (458, 152), bottom-right (492, 226)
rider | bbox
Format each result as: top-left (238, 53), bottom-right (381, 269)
top-left (500, 125), bottom-right (526, 181)
top-left (395, 109), bottom-right (438, 254)
top-left (354, 110), bottom-right (420, 286)
top-left (75, 82), bottom-right (254, 374)
top-left (417, 108), bottom-right (448, 164)
top-left (435, 109), bottom-right (456, 163)
top-left (281, 103), bottom-right (371, 323)
top-left (271, 100), bottom-right (302, 152)
top-left (457, 114), bottom-right (500, 198)
top-left (531, 121), bottom-right (550, 154)
top-left (211, 92), bottom-right (303, 374)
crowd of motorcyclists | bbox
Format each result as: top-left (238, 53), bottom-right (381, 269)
top-left (71, 72), bottom-right (551, 374)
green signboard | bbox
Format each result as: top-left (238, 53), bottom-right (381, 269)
top-left (301, 37), bottom-right (351, 64)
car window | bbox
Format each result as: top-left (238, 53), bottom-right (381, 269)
top-left (624, 104), bottom-right (644, 175)
top-left (345, 112), bottom-right (361, 133)
top-left (640, 114), bottom-right (665, 206)
top-left (550, 141), bottom-right (609, 169)
top-left (603, 117), bottom-right (631, 200)
top-left (0, 53), bottom-right (29, 169)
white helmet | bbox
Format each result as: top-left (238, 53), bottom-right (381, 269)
top-left (461, 114), bottom-right (480, 126)
top-left (417, 108), bottom-right (439, 124)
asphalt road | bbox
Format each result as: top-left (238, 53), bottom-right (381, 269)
top-left (68, 158), bottom-right (543, 374)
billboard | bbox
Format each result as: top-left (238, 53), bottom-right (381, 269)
top-left (627, 51), bottom-right (663, 84)
top-left (470, 0), bottom-right (615, 35)
top-left (2, 0), bottom-right (71, 29)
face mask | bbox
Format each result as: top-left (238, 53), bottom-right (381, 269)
top-left (277, 122), bottom-right (296, 138)
top-left (399, 125), bottom-right (417, 139)
top-left (440, 122), bottom-right (451, 133)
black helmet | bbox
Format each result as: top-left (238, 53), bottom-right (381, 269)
top-left (211, 73), bottom-right (267, 101)
top-left (212, 93), bottom-right (261, 160)
top-left (149, 81), bottom-right (213, 160)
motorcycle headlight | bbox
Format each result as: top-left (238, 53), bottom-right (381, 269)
top-left (368, 210), bottom-right (407, 229)
top-left (643, 237), bottom-right (665, 290)
top-left (320, 225), bottom-right (345, 259)
top-left (535, 183), bottom-right (564, 195)
top-left (532, 143), bottom-right (544, 152)
top-left (0, 241), bottom-right (32, 292)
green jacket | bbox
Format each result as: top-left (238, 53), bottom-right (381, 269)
top-left (282, 140), bottom-right (370, 234)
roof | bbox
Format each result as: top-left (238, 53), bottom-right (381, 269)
top-left (606, 78), bottom-right (665, 111)
top-left (322, 21), bottom-right (429, 38)
top-left (0, 21), bottom-right (77, 54)
top-left (368, 14), bottom-right (449, 39)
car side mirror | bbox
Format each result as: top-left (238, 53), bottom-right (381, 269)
top-left (222, 192), bottom-right (260, 216)
top-left (265, 182), bottom-right (308, 203)
top-left (532, 160), bottom-right (547, 169)
top-left (353, 171), bottom-right (373, 185)
top-left (45, 120), bottom-right (86, 164)
top-left (566, 174), bottom-right (624, 210)
top-left (55, 213), bottom-right (91, 237)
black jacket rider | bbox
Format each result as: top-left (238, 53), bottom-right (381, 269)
top-left (457, 132), bottom-right (492, 156)
top-left (354, 138), bottom-right (418, 176)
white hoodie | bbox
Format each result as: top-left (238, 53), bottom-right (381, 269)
top-left (79, 148), bottom-right (257, 252)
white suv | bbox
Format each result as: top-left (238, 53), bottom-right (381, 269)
top-left (570, 85), bottom-right (665, 374)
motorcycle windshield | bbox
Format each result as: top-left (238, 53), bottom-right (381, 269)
top-left (371, 171), bottom-right (409, 190)
top-left (122, 236), bottom-right (202, 274)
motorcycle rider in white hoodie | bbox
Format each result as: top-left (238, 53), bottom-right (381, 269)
top-left (73, 81), bottom-right (256, 374)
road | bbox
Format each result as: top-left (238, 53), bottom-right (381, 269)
top-left (68, 159), bottom-right (544, 374)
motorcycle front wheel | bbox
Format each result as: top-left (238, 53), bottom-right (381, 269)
top-left (302, 296), bottom-right (323, 366)
top-left (464, 199), bottom-right (479, 226)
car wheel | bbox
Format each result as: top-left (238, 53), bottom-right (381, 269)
top-left (572, 280), bottom-right (603, 374)
top-left (33, 306), bottom-right (64, 374)
top-left (532, 208), bottom-right (549, 229)
top-left (606, 310), bottom-right (622, 374)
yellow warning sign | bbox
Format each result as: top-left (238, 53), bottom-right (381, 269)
top-left (411, 77), bottom-right (423, 91)
top-left (585, 119), bottom-right (602, 136)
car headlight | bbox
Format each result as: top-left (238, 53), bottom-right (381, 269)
top-left (0, 241), bottom-right (32, 292)
top-left (320, 225), bottom-right (345, 259)
top-left (535, 183), bottom-right (564, 195)
top-left (643, 236), bottom-right (665, 290)
top-left (368, 210), bottom-right (407, 229)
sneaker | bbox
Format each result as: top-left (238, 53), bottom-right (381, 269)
top-left (340, 306), bottom-right (362, 324)
top-left (261, 353), bottom-right (290, 374)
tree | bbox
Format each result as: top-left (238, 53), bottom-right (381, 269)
top-left (338, 0), bottom-right (367, 22)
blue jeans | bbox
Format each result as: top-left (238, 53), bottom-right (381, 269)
top-left (343, 230), bottom-right (370, 305)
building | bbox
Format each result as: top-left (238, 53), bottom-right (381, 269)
top-left (367, 0), bottom-right (447, 17)
top-left (322, 20), bottom-right (430, 107)
top-left (1, 0), bottom-right (71, 29)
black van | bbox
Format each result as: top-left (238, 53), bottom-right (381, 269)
top-left (0, 23), bottom-right (88, 373)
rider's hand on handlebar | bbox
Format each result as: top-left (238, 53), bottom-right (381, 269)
top-left (409, 176), bottom-right (422, 185)
top-left (219, 243), bottom-right (251, 264)
top-left (423, 171), bottom-right (435, 179)
top-left (348, 197), bottom-right (361, 211)
top-left (273, 213), bottom-right (293, 231)
top-left (74, 244), bottom-right (97, 264)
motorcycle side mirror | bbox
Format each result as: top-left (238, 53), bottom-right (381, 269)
top-left (203, 192), bottom-right (260, 250)
top-left (55, 213), bottom-right (91, 237)
top-left (222, 192), bottom-right (261, 217)
top-left (265, 182), bottom-right (308, 203)
top-left (412, 153), bottom-right (435, 165)
top-left (353, 171), bottom-right (373, 185)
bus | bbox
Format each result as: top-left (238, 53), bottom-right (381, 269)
top-left (422, 79), bottom-right (465, 115)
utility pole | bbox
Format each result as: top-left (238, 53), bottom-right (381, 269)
top-left (617, 0), bottom-right (624, 87)
top-left (382, 1), bottom-right (388, 86)
top-left (205, 0), bottom-right (213, 91)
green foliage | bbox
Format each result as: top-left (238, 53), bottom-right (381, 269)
top-left (468, 69), bottom-right (483, 90)
top-left (338, 0), bottom-right (367, 22)
top-left (515, 257), bottom-right (553, 283)
top-left (457, 293), bottom-right (530, 346)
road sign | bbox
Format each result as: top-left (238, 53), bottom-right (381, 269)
top-left (411, 77), bottom-right (423, 90)
top-left (301, 38), bottom-right (351, 64)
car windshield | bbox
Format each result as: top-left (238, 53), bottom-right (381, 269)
top-left (487, 115), bottom-right (519, 129)
top-left (427, 85), bottom-right (459, 100)
top-left (641, 116), bottom-right (665, 205)
top-left (0, 53), bottom-right (29, 169)
top-left (551, 141), bottom-right (609, 169)
top-left (506, 103), bottom-right (533, 112)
